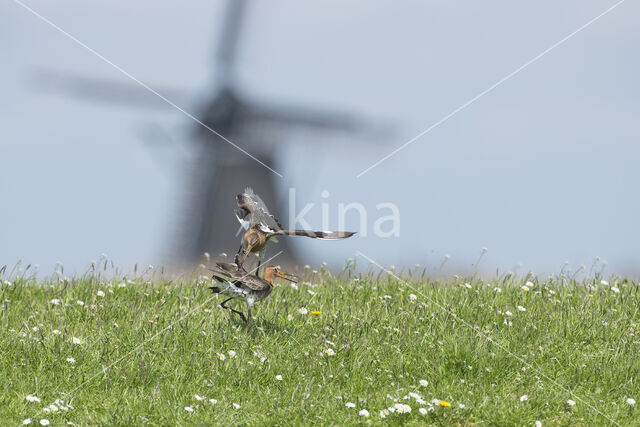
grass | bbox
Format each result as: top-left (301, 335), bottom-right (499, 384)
top-left (1, 258), bottom-right (639, 425)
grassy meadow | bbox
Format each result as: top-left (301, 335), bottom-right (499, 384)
top-left (1, 258), bottom-right (639, 425)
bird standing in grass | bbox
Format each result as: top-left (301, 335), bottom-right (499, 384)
top-left (209, 262), bottom-right (296, 323)
top-left (234, 187), bottom-right (356, 266)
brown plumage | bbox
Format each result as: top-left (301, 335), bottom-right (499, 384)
top-left (209, 262), bottom-right (296, 323)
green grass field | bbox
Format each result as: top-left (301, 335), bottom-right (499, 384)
top-left (1, 259), bottom-right (639, 425)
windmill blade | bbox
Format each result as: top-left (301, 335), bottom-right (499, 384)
top-left (243, 97), bottom-right (395, 140)
top-left (215, 0), bottom-right (248, 87)
top-left (29, 68), bottom-right (193, 110)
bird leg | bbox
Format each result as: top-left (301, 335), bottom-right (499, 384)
top-left (220, 297), bottom-right (247, 323)
top-left (255, 260), bottom-right (261, 277)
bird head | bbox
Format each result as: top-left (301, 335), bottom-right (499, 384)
top-left (264, 265), bottom-right (297, 284)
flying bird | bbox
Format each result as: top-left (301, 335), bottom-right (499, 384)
top-left (209, 262), bottom-right (296, 323)
top-left (234, 187), bottom-right (356, 266)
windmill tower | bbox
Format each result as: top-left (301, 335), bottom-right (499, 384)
top-left (176, 0), bottom-right (366, 267)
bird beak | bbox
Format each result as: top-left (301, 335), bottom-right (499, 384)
top-left (275, 271), bottom-right (297, 283)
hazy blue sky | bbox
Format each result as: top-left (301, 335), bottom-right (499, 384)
top-left (1, 0), bottom-right (638, 276)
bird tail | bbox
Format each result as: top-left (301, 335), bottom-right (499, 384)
top-left (209, 286), bottom-right (221, 293)
top-left (275, 229), bottom-right (356, 240)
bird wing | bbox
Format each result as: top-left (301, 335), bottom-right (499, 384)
top-left (240, 187), bottom-right (284, 231)
top-left (210, 264), bottom-right (269, 291)
top-left (274, 230), bottom-right (357, 240)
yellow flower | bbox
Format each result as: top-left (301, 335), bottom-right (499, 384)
top-left (439, 400), bottom-right (451, 407)
top-left (311, 311), bottom-right (322, 316)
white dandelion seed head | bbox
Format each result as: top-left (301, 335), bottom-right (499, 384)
top-left (358, 409), bottom-right (370, 417)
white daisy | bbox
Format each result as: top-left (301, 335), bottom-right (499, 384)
top-left (26, 395), bottom-right (41, 403)
top-left (517, 305), bottom-right (526, 312)
top-left (66, 357), bottom-right (75, 364)
top-left (23, 419), bottom-right (31, 425)
top-left (611, 287), bottom-right (620, 293)
top-left (275, 375), bottom-right (283, 381)
top-left (505, 311), bottom-right (513, 316)
top-left (626, 398), bottom-right (636, 405)
top-left (419, 407), bottom-right (428, 415)
top-left (209, 399), bottom-right (218, 404)
top-left (194, 394), bottom-right (205, 401)
top-left (217, 353), bottom-right (226, 361)
top-left (72, 337), bottom-right (81, 344)
top-left (228, 350), bottom-right (236, 358)
top-left (346, 402), bottom-right (356, 408)
top-left (520, 395), bottom-right (528, 402)
top-left (419, 379), bottom-right (428, 387)
top-left (232, 403), bottom-right (240, 409)
top-left (409, 294), bottom-right (417, 301)
top-left (184, 406), bottom-right (194, 412)
top-left (567, 399), bottom-right (576, 407)
top-left (298, 307), bottom-right (308, 315)
top-left (325, 348), bottom-right (336, 356)
top-left (76, 300), bottom-right (84, 306)
top-left (50, 299), bottom-right (61, 305)
top-left (601, 280), bottom-right (609, 286)
top-left (358, 409), bottom-right (370, 417)
top-left (464, 283), bottom-right (472, 289)
top-left (39, 420), bottom-right (49, 426)
top-left (494, 287), bottom-right (502, 293)
top-left (535, 421), bottom-right (542, 427)
top-left (97, 290), bottom-right (105, 297)
top-left (287, 314), bottom-right (293, 321)
top-left (52, 329), bottom-right (61, 336)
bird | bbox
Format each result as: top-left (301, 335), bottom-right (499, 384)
top-left (234, 187), bottom-right (356, 266)
top-left (209, 262), bottom-right (296, 323)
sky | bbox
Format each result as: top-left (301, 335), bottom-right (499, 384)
top-left (1, 0), bottom-right (639, 277)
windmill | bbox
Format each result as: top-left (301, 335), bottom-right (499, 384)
top-left (32, 0), bottom-right (381, 269)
